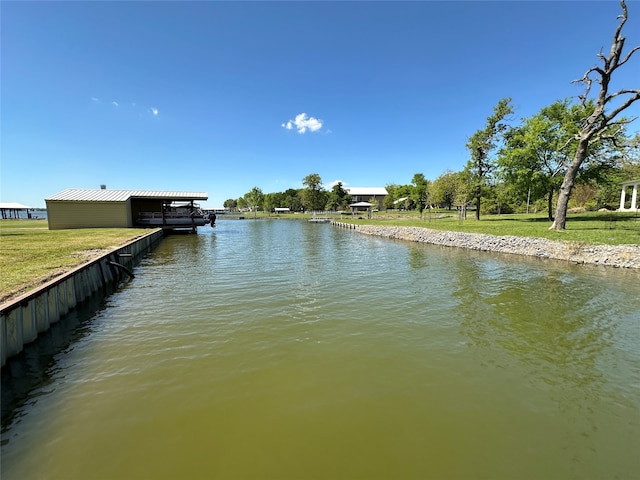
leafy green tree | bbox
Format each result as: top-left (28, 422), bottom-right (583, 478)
top-left (383, 191), bottom-right (396, 210)
top-left (411, 173), bottom-right (430, 217)
top-left (384, 184), bottom-right (400, 209)
top-left (465, 98), bottom-right (513, 220)
top-left (237, 196), bottom-right (248, 211)
top-left (385, 183), bottom-right (413, 209)
top-left (263, 193), bottom-right (279, 215)
top-left (244, 186), bottom-right (264, 217)
top-left (223, 198), bottom-right (237, 211)
top-left (282, 188), bottom-right (303, 212)
top-left (499, 99), bottom-right (594, 219)
top-left (325, 182), bottom-right (352, 211)
top-left (550, 0), bottom-right (640, 230)
top-left (431, 170), bottom-right (460, 209)
top-left (302, 173), bottom-right (327, 211)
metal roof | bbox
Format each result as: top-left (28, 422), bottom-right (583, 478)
top-left (346, 187), bottom-right (388, 196)
top-left (45, 189), bottom-right (208, 202)
top-left (0, 202), bottom-right (32, 209)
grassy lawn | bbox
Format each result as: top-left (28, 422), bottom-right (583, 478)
top-left (0, 220), bottom-right (150, 303)
top-left (342, 210), bottom-right (640, 245)
top-left (229, 209), bottom-right (640, 245)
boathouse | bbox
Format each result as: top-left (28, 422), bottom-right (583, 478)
top-left (45, 188), bottom-right (208, 230)
top-left (0, 202), bottom-right (32, 219)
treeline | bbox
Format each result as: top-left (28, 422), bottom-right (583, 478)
top-left (227, 2), bottom-right (640, 230)
top-left (223, 174), bottom-right (355, 213)
top-left (225, 97), bottom-right (639, 217)
top-left (388, 98), bottom-right (640, 220)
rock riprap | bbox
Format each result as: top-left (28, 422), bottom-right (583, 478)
top-left (338, 224), bottom-right (640, 269)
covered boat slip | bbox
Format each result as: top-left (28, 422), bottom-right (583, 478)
top-left (136, 201), bottom-right (214, 230)
top-left (45, 189), bottom-right (211, 231)
top-left (0, 203), bottom-right (34, 219)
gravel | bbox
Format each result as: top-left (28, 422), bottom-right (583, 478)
top-left (334, 223), bottom-right (640, 269)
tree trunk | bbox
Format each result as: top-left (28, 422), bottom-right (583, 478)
top-left (547, 187), bottom-right (554, 221)
top-left (549, 139), bottom-right (589, 230)
top-left (475, 187), bottom-right (481, 221)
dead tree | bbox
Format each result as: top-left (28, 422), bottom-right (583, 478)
top-left (550, 0), bottom-right (640, 230)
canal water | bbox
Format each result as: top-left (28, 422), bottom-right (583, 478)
top-left (1, 219), bottom-right (639, 479)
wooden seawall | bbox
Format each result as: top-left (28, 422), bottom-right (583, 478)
top-left (0, 229), bottom-right (164, 367)
top-left (332, 221), bottom-right (358, 229)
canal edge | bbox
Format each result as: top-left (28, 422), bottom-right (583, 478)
top-left (331, 221), bottom-right (640, 269)
top-left (0, 229), bottom-right (164, 367)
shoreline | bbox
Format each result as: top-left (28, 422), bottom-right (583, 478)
top-left (338, 223), bottom-right (640, 269)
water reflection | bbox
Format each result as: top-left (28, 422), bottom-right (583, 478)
top-left (447, 251), bottom-right (640, 470)
top-left (1, 288), bottom-right (120, 439)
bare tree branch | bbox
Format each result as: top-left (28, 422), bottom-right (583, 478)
top-left (618, 45), bottom-right (640, 67)
top-left (550, 0), bottom-right (640, 230)
top-left (603, 92), bottom-right (640, 124)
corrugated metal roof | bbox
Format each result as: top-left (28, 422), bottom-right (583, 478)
top-left (346, 187), bottom-right (388, 196)
top-left (46, 189), bottom-right (208, 202)
top-left (0, 202), bottom-right (32, 209)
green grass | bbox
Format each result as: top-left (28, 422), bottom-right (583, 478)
top-left (342, 210), bottom-right (640, 245)
top-left (230, 209), bottom-right (640, 244)
top-left (0, 220), bottom-right (150, 303)
top-left (234, 209), bottom-right (640, 245)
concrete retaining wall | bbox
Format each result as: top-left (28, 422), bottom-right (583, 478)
top-left (0, 229), bottom-right (164, 367)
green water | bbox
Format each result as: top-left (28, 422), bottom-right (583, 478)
top-left (2, 219), bottom-right (639, 479)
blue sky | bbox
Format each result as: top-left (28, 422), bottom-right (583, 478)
top-left (2, 1), bottom-right (639, 208)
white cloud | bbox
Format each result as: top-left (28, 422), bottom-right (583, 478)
top-left (328, 179), bottom-right (348, 188)
top-left (92, 97), bottom-right (159, 118)
top-left (281, 112), bottom-right (323, 134)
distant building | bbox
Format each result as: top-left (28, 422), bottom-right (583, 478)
top-left (45, 188), bottom-right (208, 230)
top-left (345, 187), bottom-right (388, 210)
top-left (0, 202), bottom-right (32, 219)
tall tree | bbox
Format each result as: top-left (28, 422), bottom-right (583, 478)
top-left (465, 98), bottom-right (513, 220)
top-left (411, 173), bottom-right (430, 217)
top-left (550, 0), bottom-right (640, 230)
top-left (499, 99), bottom-right (596, 219)
top-left (263, 193), bottom-right (279, 215)
top-left (302, 173), bottom-right (326, 211)
top-left (326, 182), bottom-right (352, 211)
top-left (244, 186), bottom-right (264, 218)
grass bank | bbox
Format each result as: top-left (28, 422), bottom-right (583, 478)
top-left (0, 219), bottom-right (150, 303)
top-left (231, 210), bottom-right (640, 245)
top-left (338, 210), bottom-right (640, 246)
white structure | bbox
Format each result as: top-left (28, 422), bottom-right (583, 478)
top-left (345, 187), bottom-right (388, 209)
top-left (618, 179), bottom-right (640, 212)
